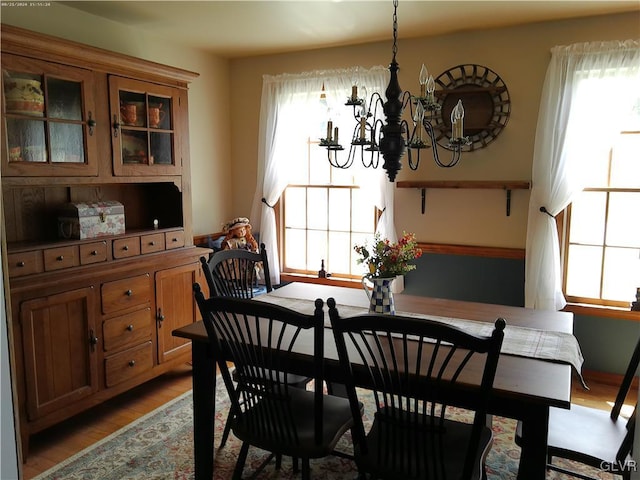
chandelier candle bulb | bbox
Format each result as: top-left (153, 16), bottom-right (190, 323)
top-left (334, 126), bottom-right (339, 144)
top-left (351, 85), bottom-right (358, 102)
top-left (419, 64), bottom-right (428, 97)
top-left (359, 117), bottom-right (366, 140)
top-left (451, 99), bottom-right (465, 139)
top-left (327, 120), bottom-right (333, 141)
top-left (426, 75), bottom-right (435, 104)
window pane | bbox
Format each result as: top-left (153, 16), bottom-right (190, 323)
top-left (328, 189), bottom-right (350, 232)
top-left (565, 245), bottom-right (603, 298)
top-left (610, 134), bottom-right (640, 188)
top-left (328, 231), bottom-right (351, 274)
top-left (568, 192), bottom-right (606, 245)
top-left (288, 144), bottom-right (309, 184)
top-left (307, 230), bottom-right (327, 273)
top-left (579, 150), bottom-right (610, 187)
top-left (285, 187), bottom-right (306, 229)
top-left (285, 228), bottom-right (306, 270)
top-left (309, 144), bottom-right (330, 185)
top-left (331, 164), bottom-right (356, 186)
top-left (606, 192), bottom-right (640, 248)
top-left (352, 188), bottom-right (375, 233)
top-left (602, 247), bottom-right (640, 302)
top-left (307, 188), bottom-right (327, 230)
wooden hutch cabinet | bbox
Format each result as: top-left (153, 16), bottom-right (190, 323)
top-left (1, 25), bottom-right (210, 457)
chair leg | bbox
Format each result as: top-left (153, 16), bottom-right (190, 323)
top-left (233, 442), bottom-right (250, 480)
top-left (219, 411), bottom-right (233, 449)
top-left (301, 458), bottom-right (311, 480)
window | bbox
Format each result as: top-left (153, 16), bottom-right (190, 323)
top-left (563, 107), bottom-right (640, 307)
top-left (281, 137), bottom-right (377, 279)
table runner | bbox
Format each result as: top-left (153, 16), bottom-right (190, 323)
top-left (255, 294), bottom-right (587, 387)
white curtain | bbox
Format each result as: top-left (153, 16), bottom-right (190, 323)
top-left (525, 39), bottom-right (640, 310)
top-left (250, 66), bottom-right (389, 284)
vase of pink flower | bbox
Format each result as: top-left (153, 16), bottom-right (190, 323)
top-left (354, 232), bottom-right (422, 314)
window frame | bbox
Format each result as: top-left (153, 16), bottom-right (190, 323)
top-left (278, 138), bottom-right (379, 279)
top-left (561, 130), bottom-right (640, 310)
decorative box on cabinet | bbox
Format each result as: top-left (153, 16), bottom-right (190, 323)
top-left (0, 25), bottom-right (205, 459)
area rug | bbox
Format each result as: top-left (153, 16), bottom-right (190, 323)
top-left (33, 380), bottom-right (615, 480)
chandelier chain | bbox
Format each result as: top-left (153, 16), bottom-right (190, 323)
top-left (392, 0), bottom-right (398, 59)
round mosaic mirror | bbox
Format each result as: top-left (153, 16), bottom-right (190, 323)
top-left (432, 64), bottom-right (510, 152)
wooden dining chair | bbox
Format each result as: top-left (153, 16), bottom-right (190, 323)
top-left (328, 297), bottom-right (506, 480)
top-left (199, 244), bottom-right (310, 449)
top-left (199, 242), bottom-right (272, 299)
top-left (193, 285), bottom-right (357, 480)
top-left (516, 335), bottom-right (640, 479)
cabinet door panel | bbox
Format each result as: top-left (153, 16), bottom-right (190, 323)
top-left (20, 287), bottom-right (98, 420)
top-left (1, 53), bottom-right (98, 177)
top-left (155, 263), bottom-right (198, 363)
top-left (109, 76), bottom-right (181, 176)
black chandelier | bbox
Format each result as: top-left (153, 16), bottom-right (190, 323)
top-left (319, 0), bottom-right (470, 182)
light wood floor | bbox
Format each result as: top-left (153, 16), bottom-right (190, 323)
top-left (20, 366), bottom-right (636, 479)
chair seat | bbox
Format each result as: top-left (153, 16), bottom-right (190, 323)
top-left (356, 407), bottom-right (493, 480)
top-left (546, 404), bottom-right (631, 467)
top-left (231, 388), bottom-right (361, 459)
top-left (231, 367), bottom-right (310, 388)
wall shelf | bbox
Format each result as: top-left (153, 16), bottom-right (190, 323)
top-left (396, 180), bottom-right (531, 215)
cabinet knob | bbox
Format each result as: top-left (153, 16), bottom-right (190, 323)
top-left (172, 238), bottom-right (178, 242)
top-left (128, 360), bottom-right (136, 367)
top-left (57, 255), bottom-right (64, 261)
top-left (123, 245), bottom-right (129, 251)
top-left (126, 324), bottom-right (134, 331)
top-left (150, 241), bottom-right (155, 246)
top-left (125, 289), bottom-right (133, 296)
top-left (17, 261), bottom-right (25, 267)
top-left (88, 111), bottom-right (96, 136)
top-left (113, 114), bottom-right (121, 137)
top-left (88, 330), bottom-right (99, 352)
top-left (91, 250), bottom-right (98, 256)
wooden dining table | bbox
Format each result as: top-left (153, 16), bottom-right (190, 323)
top-left (173, 282), bottom-right (576, 480)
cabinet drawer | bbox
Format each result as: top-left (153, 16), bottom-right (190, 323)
top-left (7, 251), bottom-right (43, 277)
top-left (165, 230), bottom-right (185, 250)
top-left (103, 308), bottom-right (152, 352)
top-left (43, 245), bottom-right (79, 271)
top-left (113, 237), bottom-right (140, 259)
top-left (101, 273), bottom-right (151, 314)
top-left (104, 341), bottom-right (153, 387)
top-left (80, 241), bottom-right (108, 265)
top-left (141, 233), bottom-right (165, 254)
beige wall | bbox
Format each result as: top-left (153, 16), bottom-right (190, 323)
top-left (2, 5), bottom-right (638, 246)
top-left (230, 11), bottom-right (639, 248)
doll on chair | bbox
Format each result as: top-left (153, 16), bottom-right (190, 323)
top-left (221, 217), bottom-right (259, 252)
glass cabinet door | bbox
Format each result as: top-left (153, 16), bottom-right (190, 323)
top-left (1, 54), bottom-right (98, 177)
top-left (109, 76), bottom-right (181, 176)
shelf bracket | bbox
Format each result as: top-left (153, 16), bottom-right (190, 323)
top-left (506, 189), bottom-right (512, 216)
top-left (421, 188), bottom-right (426, 214)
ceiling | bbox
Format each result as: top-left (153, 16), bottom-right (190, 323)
top-left (62, 1), bottom-right (640, 58)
